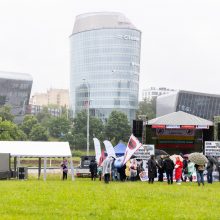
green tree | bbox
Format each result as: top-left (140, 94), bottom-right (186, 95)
top-left (0, 118), bottom-right (26, 140)
top-left (20, 115), bottom-right (38, 137)
top-left (136, 98), bottom-right (156, 120)
top-left (0, 105), bottom-right (14, 122)
top-left (72, 110), bottom-right (104, 149)
top-left (29, 124), bottom-right (49, 141)
top-left (104, 110), bottom-right (131, 145)
top-left (71, 133), bottom-right (87, 150)
top-left (36, 107), bottom-right (51, 125)
top-left (48, 116), bottom-right (71, 138)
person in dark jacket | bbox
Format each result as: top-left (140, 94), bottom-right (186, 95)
top-left (89, 160), bottom-right (97, 181)
top-left (157, 156), bottom-right (164, 182)
top-left (163, 156), bottom-right (175, 184)
top-left (206, 157), bottom-right (214, 184)
top-left (182, 157), bottom-right (188, 182)
top-left (60, 158), bottom-right (68, 180)
top-left (147, 155), bottom-right (157, 184)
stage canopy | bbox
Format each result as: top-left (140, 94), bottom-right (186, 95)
top-left (148, 111), bottom-right (213, 127)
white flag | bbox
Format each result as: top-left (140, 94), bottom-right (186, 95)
top-left (103, 140), bottom-right (116, 158)
top-left (93, 138), bottom-right (101, 163)
top-left (123, 134), bottom-right (142, 165)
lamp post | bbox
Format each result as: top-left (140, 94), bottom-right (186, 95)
top-left (83, 79), bottom-right (90, 156)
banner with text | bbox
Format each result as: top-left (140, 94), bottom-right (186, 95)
top-left (205, 141), bottom-right (220, 157)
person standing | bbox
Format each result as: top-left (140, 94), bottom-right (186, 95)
top-left (125, 160), bottom-right (131, 180)
top-left (206, 157), bottom-right (214, 184)
top-left (97, 166), bottom-right (102, 181)
top-left (130, 158), bottom-right (137, 181)
top-left (89, 160), bottom-right (97, 181)
top-left (195, 164), bottom-right (205, 186)
top-left (175, 157), bottom-right (183, 184)
top-left (102, 157), bottom-right (114, 184)
top-left (157, 156), bottom-right (164, 182)
top-left (163, 156), bottom-right (175, 184)
top-left (60, 158), bottom-right (68, 180)
top-left (147, 155), bottom-right (157, 184)
top-left (187, 160), bottom-right (195, 182)
top-left (182, 157), bottom-right (188, 182)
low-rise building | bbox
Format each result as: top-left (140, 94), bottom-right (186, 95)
top-left (142, 87), bottom-right (175, 101)
top-left (30, 89), bottom-right (69, 108)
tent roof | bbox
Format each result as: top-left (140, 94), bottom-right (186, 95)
top-left (114, 142), bottom-right (126, 154)
top-left (0, 141), bottom-right (72, 157)
top-left (148, 111), bottom-right (213, 126)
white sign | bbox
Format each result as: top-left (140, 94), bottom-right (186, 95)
top-left (205, 141), bottom-right (220, 157)
top-left (196, 125), bottom-right (209, 129)
top-left (166, 125), bottom-right (181, 129)
top-left (117, 34), bottom-right (140, 41)
top-left (134, 145), bottom-right (155, 160)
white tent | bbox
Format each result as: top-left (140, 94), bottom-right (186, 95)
top-left (148, 111), bottom-right (213, 126)
top-left (0, 141), bottom-right (74, 181)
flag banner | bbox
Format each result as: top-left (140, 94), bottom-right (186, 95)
top-left (123, 134), bottom-right (142, 165)
top-left (98, 149), bottom-right (106, 166)
top-left (93, 138), bottom-right (102, 163)
top-left (103, 140), bottom-right (116, 158)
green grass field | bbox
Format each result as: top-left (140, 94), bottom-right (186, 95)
top-left (0, 177), bottom-right (219, 220)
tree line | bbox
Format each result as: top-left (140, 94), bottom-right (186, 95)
top-left (0, 99), bottom-right (156, 150)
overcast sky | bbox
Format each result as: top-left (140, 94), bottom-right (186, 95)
top-left (0, 0), bottom-right (220, 98)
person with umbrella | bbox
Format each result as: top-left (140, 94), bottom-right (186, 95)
top-left (195, 164), bottom-right (205, 186)
top-left (188, 152), bottom-right (208, 186)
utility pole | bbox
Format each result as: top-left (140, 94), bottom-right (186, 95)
top-left (83, 79), bottom-right (90, 156)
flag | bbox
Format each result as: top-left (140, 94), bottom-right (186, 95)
top-left (103, 140), bottom-right (116, 158)
top-left (123, 134), bottom-right (142, 165)
top-left (93, 138), bottom-right (101, 163)
top-left (98, 149), bottom-right (106, 166)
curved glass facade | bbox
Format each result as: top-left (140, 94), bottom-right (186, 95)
top-left (70, 28), bottom-right (141, 122)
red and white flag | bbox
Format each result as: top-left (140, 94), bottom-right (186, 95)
top-left (123, 134), bottom-right (142, 165)
top-left (98, 149), bottom-right (106, 166)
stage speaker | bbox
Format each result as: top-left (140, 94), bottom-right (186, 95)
top-left (133, 120), bottom-right (143, 138)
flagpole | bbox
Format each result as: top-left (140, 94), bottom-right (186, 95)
top-left (83, 79), bottom-right (90, 156)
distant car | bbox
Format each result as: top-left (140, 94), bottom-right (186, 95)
top-left (75, 156), bottom-right (96, 177)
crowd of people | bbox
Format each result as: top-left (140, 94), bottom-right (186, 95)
top-left (87, 154), bottom-right (219, 186)
top-left (60, 155), bottom-right (219, 186)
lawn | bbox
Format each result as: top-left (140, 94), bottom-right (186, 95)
top-left (0, 177), bottom-right (219, 220)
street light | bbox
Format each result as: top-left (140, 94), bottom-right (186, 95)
top-left (83, 79), bottom-right (90, 156)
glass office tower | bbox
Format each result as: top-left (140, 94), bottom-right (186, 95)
top-left (0, 71), bottom-right (33, 123)
top-left (70, 12), bottom-right (141, 123)
top-left (157, 90), bottom-right (220, 121)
